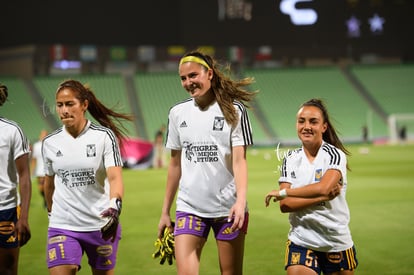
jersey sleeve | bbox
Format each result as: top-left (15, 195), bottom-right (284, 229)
top-left (12, 124), bottom-right (30, 160)
top-left (103, 129), bottom-right (123, 168)
top-left (231, 102), bottom-right (253, 147)
top-left (165, 107), bottom-right (181, 150)
top-left (42, 139), bottom-right (54, 176)
top-left (323, 144), bottom-right (347, 183)
top-left (278, 156), bottom-right (293, 185)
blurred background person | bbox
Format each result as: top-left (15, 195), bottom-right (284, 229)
top-left (152, 124), bottom-right (166, 168)
top-left (30, 129), bottom-right (48, 208)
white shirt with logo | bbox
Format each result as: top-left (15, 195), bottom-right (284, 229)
top-left (42, 121), bottom-right (122, 231)
top-left (0, 117), bottom-right (30, 210)
top-left (166, 98), bottom-right (253, 217)
top-left (279, 141), bottom-right (354, 252)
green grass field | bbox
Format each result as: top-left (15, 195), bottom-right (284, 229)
top-left (20, 143), bottom-right (414, 274)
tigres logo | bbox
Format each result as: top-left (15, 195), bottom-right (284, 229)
top-left (291, 252), bottom-right (301, 264)
top-left (48, 248), bottom-right (57, 261)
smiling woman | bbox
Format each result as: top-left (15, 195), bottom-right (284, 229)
top-left (158, 50), bottom-right (258, 275)
top-left (265, 98), bottom-right (358, 275)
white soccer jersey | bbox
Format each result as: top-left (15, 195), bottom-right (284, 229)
top-left (279, 141), bottom-right (354, 252)
top-left (0, 117), bottom-right (30, 210)
top-left (42, 121), bottom-right (123, 231)
top-left (166, 98), bottom-right (253, 217)
top-left (32, 140), bottom-right (44, 177)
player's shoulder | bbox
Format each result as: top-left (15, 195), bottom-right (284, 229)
top-left (0, 117), bottom-right (27, 138)
top-left (321, 142), bottom-right (345, 156)
top-left (0, 116), bottom-right (22, 130)
top-left (88, 122), bottom-right (118, 141)
top-left (169, 98), bottom-right (193, 114)
top-left (281, 147), bottom-right (302, 164)
top-left (43, 127), bottom-right (63, 143)
top-left (170, 98), bottom-right (193, 112)
top-left (232, 100), bottom-right (247, 112)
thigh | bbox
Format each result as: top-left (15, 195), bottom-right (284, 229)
top-left (0, 247), bottom-right (19, 275)
top-left (174, 212), bottom-right (210, 274)
top-left (175, 234), bottom-right (206, 274)
top-left (216, 233), bottom-right (245, 275)
top-left (213, 213), bottom-right (249, 275)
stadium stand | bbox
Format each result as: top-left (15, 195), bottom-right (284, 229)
top-left (33, 74), bottom-right (139, 138)
top-left (244, 66), bottom-right (385, 144)
top-left (2, 63), bottom-right (413, 146)
top-left (349, 64), bottom-right (414, 115)
top-left (133, 72), bottom-right (188, 140)
top-left (0, 76), bottom-right (53, 143)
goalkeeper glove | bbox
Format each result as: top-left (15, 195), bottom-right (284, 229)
top-left (101, 198), bottom-right (122, 242)
top-left (152, 222), bottom-right (175, 265)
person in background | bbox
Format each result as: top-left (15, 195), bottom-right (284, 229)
top-left (30, 129), bottom-right (48, 208)
top-left (152, 124), bottom-right (166, 168)
top-left (158, 50), bottom-right (257, 275)
top-left (0, 83), bottom-right (32, 275)
top-left (42, 79), bottom-right (133, 275)
top-left (361, 125), bottom-right (368, 143)
top-left (265, 98), bottom-right (358, 275)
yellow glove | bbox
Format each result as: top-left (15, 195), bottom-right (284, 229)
top-left (152, 222), bottom-right (175, 265)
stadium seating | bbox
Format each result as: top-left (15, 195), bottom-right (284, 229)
top-left (245, 66), bottom-right (390, 144)
top-left (0, 76), bottom-right (52, 143)
top-left (350, 64), bottom-right (414, 115)
top-left (33, 74), bottom-right (138, 138)
top-left (1, 63), bottom-right (413, 145)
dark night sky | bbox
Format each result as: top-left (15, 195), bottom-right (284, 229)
top-left (1, 0), bottom-right (413, 57)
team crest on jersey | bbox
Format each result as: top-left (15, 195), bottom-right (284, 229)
top-left (314, 169), bottom-right (322, 182)
top-left (213, 116), bottom-right (224, 131)
top-left (86, 144), bottom-right (96, 157)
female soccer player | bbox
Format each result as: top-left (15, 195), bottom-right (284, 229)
top-left (43, 79), bottom-right (132, 275)
top-left (158, 50), bottom-right (257, 275)
top-left (265, 98), bottom-right (358, 275)
top-left (0, 83), bottom-right (32, 275)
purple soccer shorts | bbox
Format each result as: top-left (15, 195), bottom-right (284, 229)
top-left (46, 225), bottom-right (121, 270)
top-left (174, 211), bottom-right (249, 240)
